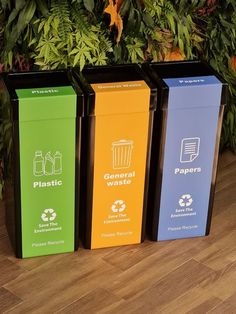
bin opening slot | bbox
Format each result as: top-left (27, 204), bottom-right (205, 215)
top-left (82, 65), bottom-right (144, 84)
top-left (149, 61), bottom-right (213, 79)
top-left (7, 71), bottom-right (71, 90)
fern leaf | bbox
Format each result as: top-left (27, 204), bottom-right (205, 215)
top-left (51, 0), bottom-right (71, 42)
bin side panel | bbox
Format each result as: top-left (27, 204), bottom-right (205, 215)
top-left (18, 95), bottom-right (76, 258)
top-left (147, 107), bottom-right (168, 240)
top-left (141, 111), bottom-right (155, 242)
top-left (79, 115), bottom-right (95, 249)
top-left (157, 83), bottom-right (222, 241)
top-left (206, 105), bottom-right (224, 235)
top-left (74, 116), bottom-right (82, 250)
top-left (2, 81), bottom-right (22, 257)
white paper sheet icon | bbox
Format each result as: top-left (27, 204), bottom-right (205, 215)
top-left (180, 137), bottom-right (200, 163)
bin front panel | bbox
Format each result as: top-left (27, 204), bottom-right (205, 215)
top-left (17, 86), bottom-right (76, 257)
top-left (90, 81), bottom-right (150, 248)
top-left (157, 76), bottom-right (222, 241)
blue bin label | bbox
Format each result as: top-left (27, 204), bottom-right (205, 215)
top-left (157, 76), bottom-right (222, 240)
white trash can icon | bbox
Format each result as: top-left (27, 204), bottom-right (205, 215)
top-left (112, 140), bottom-right (133, 169)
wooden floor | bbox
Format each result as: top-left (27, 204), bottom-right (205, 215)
top-left (0, 151), bottom-right (235, 314)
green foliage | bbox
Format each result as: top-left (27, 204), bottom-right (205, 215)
top-left (144, 0), bottom-right (204, 60)
top-left (51, 0), bottom-right (70, 42)
top-left (82, 0), bottom-right (95, 13)
top-left (1, 0), bottom-right (112, 70)
top-left (201, 0), bottom-right (236, 151)
top-left (29, 6), bottom-right (112, 70)
top-left (4, 0), bottom-right (37, 60)
top-left (0, 0), bottom-right (235, 157)
top-left (0, 0), bottom-right (207, 67)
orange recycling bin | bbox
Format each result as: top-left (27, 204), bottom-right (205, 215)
top-left (72, 65), bottom-right (157, 249)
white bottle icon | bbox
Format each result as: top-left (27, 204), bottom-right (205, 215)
top-left (44, 152), bottom-right (54, 175)
top-left (54, 151), bottom-right (62, 175)
top-left (33, 151), bottom-right (44, 176)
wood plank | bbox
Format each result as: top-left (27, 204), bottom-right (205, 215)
top-left (102, 240), bottom-right (167, 271)
top-left (105, 237), bottom-right (210, 300)
top-left (203, 203), bottom-right (236, 246)
top-left (199, 261), bottom-right (236, 301)
top-left (57, 288), bottom-right (123, 314)
top-left (107, 259), bottom-right (217, 313)
top-left (160, 287), bottom-right (221, 314)
top-left (0, 257), bottom-right (26, 286)
top-left (213, 184), bottom-right (236, 216)
top-left (217, 150), bottom-right (236, 170)
top-left (0, 287), bottom-right (22, 313)
top-left (194, 230), bottom-right (236, 271)
top-left (186, 297), bottom-right (222, 314)
top-left (5, 256), bottom-right (122, 313)
top-left (208, 292), bottom-right (236, 314)
top-left (0, 150), bottom-right (234, 313)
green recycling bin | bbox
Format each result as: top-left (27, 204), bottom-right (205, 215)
top-left (2, 70), bottom-right (83, 258)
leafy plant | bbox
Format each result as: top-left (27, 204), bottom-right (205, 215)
top-left (1, 0), bottom-right (113, 70)
top-left (200, 0), bottom-right (236, 151)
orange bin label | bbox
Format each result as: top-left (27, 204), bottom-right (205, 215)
top-left (91, 81), bottom-right (150, 248)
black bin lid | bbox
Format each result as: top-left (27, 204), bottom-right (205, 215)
top-left (72, 64), bottom-right (157, 115)
top-left (142, 60), bottom-right (228, 108)
top-left (3, 70), bottom-right (84, 118)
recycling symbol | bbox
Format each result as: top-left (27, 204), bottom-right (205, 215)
top-left (111, 200), bottom-right (126, 213)
top-left (41, 208), bottom-right (57, 222)
top-left (179, 194), bottom-right (193, 207)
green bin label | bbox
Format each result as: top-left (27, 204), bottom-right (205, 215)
top-left (17, 86), bottom-right (76, 258)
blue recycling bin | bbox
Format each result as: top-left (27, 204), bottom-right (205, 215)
top-left (143, 61), bottom-right (228, 241)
